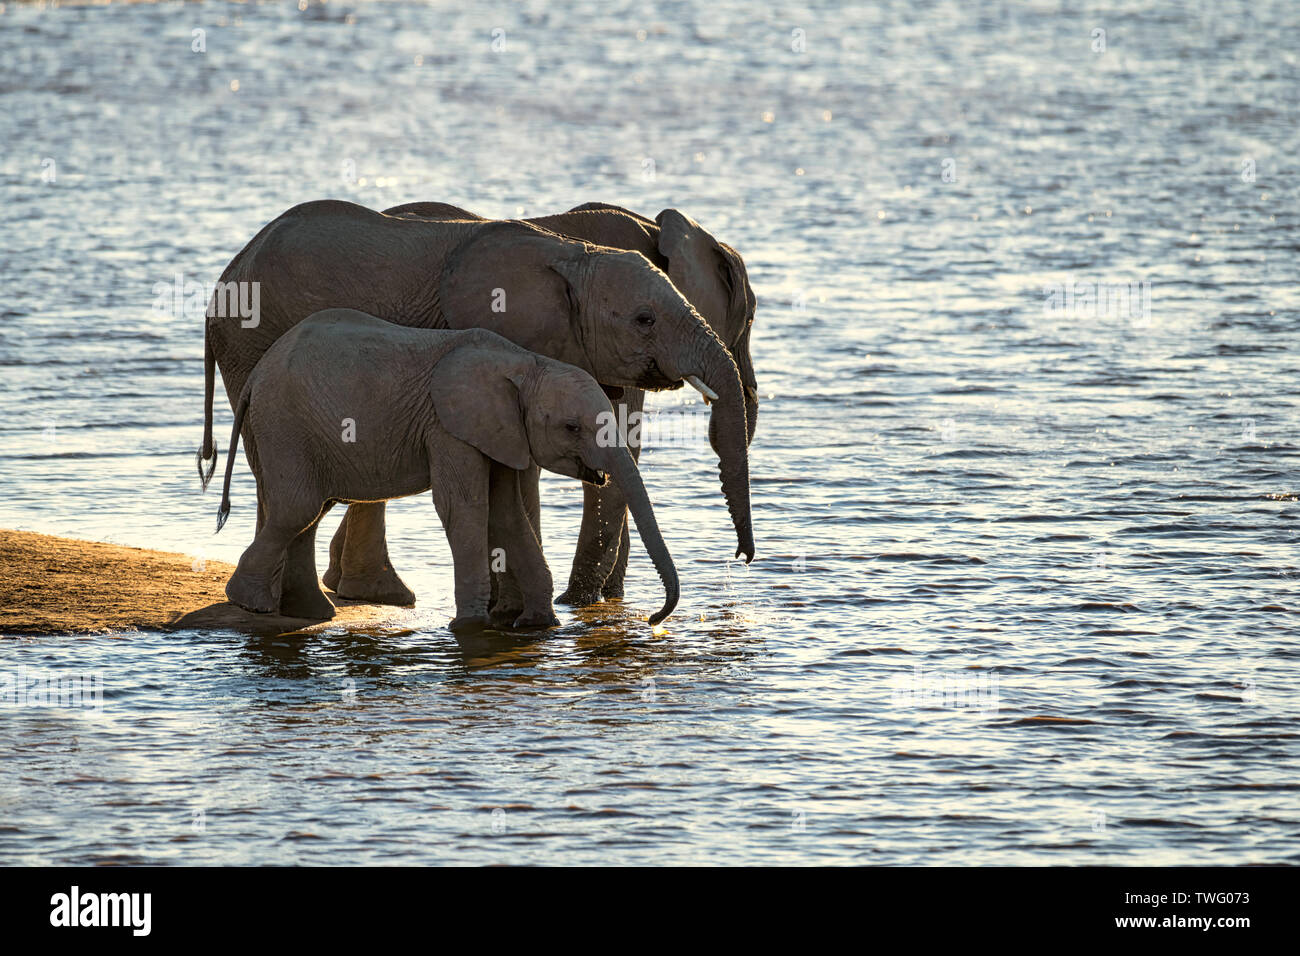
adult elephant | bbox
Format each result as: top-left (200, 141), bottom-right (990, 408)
top-left (198, 200), bottom-right (752, 611)
top-left (382, 201), bottom-right (758, 605)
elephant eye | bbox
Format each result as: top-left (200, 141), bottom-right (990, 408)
top-left (635, 311), bottom-right (655, 327)
top-left (565, 421), bottom-right (581, 434)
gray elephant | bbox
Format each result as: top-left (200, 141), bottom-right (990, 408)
top-left (382, 201), bottom-right (758, 606)
top-left (214, 309), bottom-right (679, 633)
top-left (199, 200), bottom-right (752, 618)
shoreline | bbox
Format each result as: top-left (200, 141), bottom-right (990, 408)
top-left (0, 529), bottom-right (412, 636)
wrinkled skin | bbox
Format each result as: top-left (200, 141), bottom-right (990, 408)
top-left (200, 200), bottom-right (753, 611)
top-left (382, 201), bottom-right (758, 605)
top-left (216, 310), bottom-right (680, 632)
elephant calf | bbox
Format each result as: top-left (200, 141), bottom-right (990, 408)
top-left (214, 308), bottom-right (679, 633)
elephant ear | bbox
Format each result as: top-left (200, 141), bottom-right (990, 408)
top-left (715, 240), bottom-right (757, 352)
top-left (429, 339), bottom-right (533, 471)
top-left (655, 208), bottom-right (702, 262)
top-left (655, 208), bottom-right (741, 343)
top-left (547, 248), bottom-right (589, 321)
top-left (438, 221), bottom-right (571, 331)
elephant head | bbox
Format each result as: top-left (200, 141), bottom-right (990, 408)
top-left (437, 222), bottom-right (755, 562)
top-left (653, 208), bottom-right (759, 449)
top-left (428, 334), bottom-right (680, 625)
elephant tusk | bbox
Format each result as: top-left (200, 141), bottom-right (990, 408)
top-left (685, 375), bottom-right (718, 404)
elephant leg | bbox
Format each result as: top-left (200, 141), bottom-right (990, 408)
top-left (487, 468), bottom-right (524, 626)
top-left (519, 462), bottom-right (541, 537)
top-left (279, 503), bottom-right (336, 620)
top-left (488, 560), bottom-right (501, 617)
top-left (601, 425), bottom-right (642, 599)
top-left (226, 489), bottom-right (320, 615)
top-left (430, 453), bottom-right (492, 634)
top-left (487, 521), bottom-right (524, 628)
top-left (333, 502), bottom-right (416, 606)
top-left (602, 512), bottom-right (632, 599)
top-left (237, 421), bottom-right (267, 536)
top-left (559, 484), bottom-right (626, 605)
top-left (322, 511), bottom-right (346, 592)
top-left (487, 463), bottom-right (557, 629)
top-left (489, 464), bottom-right (543, 626)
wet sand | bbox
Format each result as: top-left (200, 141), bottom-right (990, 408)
top-left (0, 529), bottom-right (410, 636)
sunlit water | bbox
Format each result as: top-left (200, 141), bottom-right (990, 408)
top-left (2, 0), bottom-right (1298, 864)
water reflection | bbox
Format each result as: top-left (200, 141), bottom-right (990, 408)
top-left (1, 0), bottom-right (1298, 864)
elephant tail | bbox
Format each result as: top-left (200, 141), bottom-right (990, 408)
top-left (196, 322), bottom-right (218, 490)
top-left (215, 387), bottom-right (249, 534)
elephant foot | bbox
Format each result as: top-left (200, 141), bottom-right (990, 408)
top-left (321, 562), bottom-right (342, 592)
top-left (513, 609), bottom-right (560, 630)
top-left (601, 579), bottom-right (625, 600)
top-left (556, 586), bottom-right (603, 607)
top-left (333, 565), bottom-right (416, 606)
top-left (449, 614), bottom-right (489, 635)
top-left (225, 572), bottom-right (278, 615)
top-left (489, 601), bottom-right (523, 630)
top-left (279, 586), bottom-right (337, 621)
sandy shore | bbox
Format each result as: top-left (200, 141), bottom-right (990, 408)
top-left (0, 529), bottom-right (411, 636)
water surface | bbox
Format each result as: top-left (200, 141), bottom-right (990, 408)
top-left (1, 0), bottom-right (1298, 864)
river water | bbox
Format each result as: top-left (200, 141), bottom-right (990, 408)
top-left (1, 0), bottom-right (1298, 864)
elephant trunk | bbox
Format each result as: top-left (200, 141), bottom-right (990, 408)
top-left (679, 322), bottom-right (755, 563)
top-left (606, 448), bottom-right (679, 627)
top-left (732, 322), bottom-right (759, 446)
top-left (709, 379), bottom-right (759, 459)
top-left (743, 387), bottom-right (759, 447)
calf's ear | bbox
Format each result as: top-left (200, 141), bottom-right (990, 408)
top-left (430, 345), bottom-right (533, 471)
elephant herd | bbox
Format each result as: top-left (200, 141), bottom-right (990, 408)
top-left (203, 199), bottom-right (758, 633)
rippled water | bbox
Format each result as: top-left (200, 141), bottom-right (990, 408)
top-left (2, 0), bottom-right (1299, 864)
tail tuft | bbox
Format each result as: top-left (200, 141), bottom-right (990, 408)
top-left (216, 499), bottom-right (230, 533)
top-left (197, 446), bottom-right (217, 490)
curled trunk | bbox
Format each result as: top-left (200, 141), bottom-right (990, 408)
top-left (608, 449), bottom-right (679, 626)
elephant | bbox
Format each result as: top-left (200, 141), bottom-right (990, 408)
top-left (381, 201), bottom-right (758, 606)
top-left (214, 309), bottom-right (679, 633)
top-left (199, 199), bottom-right (753, 616)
